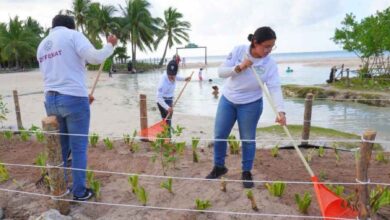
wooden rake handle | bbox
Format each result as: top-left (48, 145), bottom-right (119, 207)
top-left (90, 62), bottom-right (105, 96)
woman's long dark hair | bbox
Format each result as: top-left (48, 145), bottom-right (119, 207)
top-left (248, 26), bottom-right (276, 48)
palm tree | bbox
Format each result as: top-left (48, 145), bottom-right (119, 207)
top-left (85, 3), bottom-right (118, 43)
top-left (120, 0), bottom-right (156, 63)
top-left (67, 0), bottom-right (91, 34)
top-left (155, 7), bottom-right (191, 66)
top-left (0, 17), bottom-right (40, 69)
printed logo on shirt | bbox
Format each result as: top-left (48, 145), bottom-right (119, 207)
top-left (44, 40), bottom-right (53, 51)
top-left (254, 66), bottom-right (266, 77)
top-left (39, 50), bottom-right (62, 63)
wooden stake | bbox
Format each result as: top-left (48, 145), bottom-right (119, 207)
top-left (139, 94), bottom-right (148, 140)
top-left (12, 90), bottom-right (23, 130)
top-left (42, 116), bottom-right (70, 215)
top-left (356, 130), bottom-right (376, 220)
top-left (301, 93), bottom-right (313, 146)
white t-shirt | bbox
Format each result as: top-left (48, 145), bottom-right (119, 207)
top-left (37, 26), bottom-right (113, 97)
top-left (218, 45), bottom-right (285, 112)
top-left (156, 73), bottom-right (184, 110)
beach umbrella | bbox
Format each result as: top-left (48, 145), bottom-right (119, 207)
top-left (139, 71), bottom-right (194, 140)
top-left (249, 58), bottom-right (358, 219)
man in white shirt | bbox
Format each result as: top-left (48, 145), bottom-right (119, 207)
top-left (37, 14), bottom-right (117, 201)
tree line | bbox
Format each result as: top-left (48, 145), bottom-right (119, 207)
top-left (0, 0), bottom-right (191, 70)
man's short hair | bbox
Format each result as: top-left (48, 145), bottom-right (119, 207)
top-left (52, 15), bottom-right (76, 29)
top-left (167, 60), bottom-right (178, 75)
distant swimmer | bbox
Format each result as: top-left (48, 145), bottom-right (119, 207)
top-left (286, 66), bottom-right (293, 73)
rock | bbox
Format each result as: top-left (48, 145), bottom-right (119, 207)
top-left (29, 209), bottom-right (71, 220)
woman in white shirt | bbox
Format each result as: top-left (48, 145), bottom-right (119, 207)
top-left (206, 27), bottom-right (287, 188)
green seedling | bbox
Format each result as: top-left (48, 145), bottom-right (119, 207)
top-left (220, 177), bottom-right (227, 192)
top-left (327, 184), bottom-right (345, 196)
top-left (89, 133), bottom-right (99, 147)
top-left (370, 186), bottom-right (390, 213)
top-left (295, 192), bottom-right (312, 214)
top-left (319, 170), bottom-right (328, 181)
top-left (195, 198), bottom-right (212, 211)
top-left (123, 134), bottom-right (130, 145)
top-left (136, 186), bottom-right (148, 206)
top-left (265, 181), bottom-right (286, 197)
top-left (90, 180), bottom-right (101, 199)
top-left (175, 141), bottom-right (186, 156)
top-left (0, 95), bottom-right (9, 126)
top-left (86, 169), bottom-right (95, 187)
top-left (246, 189), bottom-right (258, 211)
top-left (192, 137), bottom-right (200, 163)
top-left (29, 125), bottom-right (45, 142)
top-left (124, 130), bottom-right (139, 153)
top-left (160, 178), bottom-right (173, 194)
top-left (375, 151), bottom-right (388, 164)
top-left (103, 137), bottom-right (113, 150)
top-left (34, 152), bottom-right (50, 189)
top-left (0, 162), bottom-right (10, 183)
top-left (271, 144), bottom-right (279, 157)
top-left (334, 147), bottom-right (340, 163)
top-left (20, 129), bottom-right (30, 141)
top-left (3, 130), bottom-right (13, 140)
top-left (227, 134), bottom-right (240, 155)
top-left (305, 149), bottom-right (315, 163)
top-left (128, 175), bottom-right (139, 193)
top-left (317, 146), bottom-right (325, 157)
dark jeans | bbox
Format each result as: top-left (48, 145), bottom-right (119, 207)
top-left (44, 92), bottom-right (90, 197)
top-left (157, 97), bottom-right (173, 128)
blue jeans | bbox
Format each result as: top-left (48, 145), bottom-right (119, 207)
top-left (157, 97), bottom-right (173, 127)
top-left (214, 95), bottom-right (263, 171)
top-left (44, 92), bottom-right (90, 197)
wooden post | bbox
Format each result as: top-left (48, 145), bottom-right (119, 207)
top-left (356, 130), bottom-right (376, 220)
top-left (12, 90), bottom-right (23, 130)
top-left (139, 94), bottom-right (148, 139)
top-left (301, 93), bottom-right (313, 146)
top-left (42, 116), bottom-right (70, 215)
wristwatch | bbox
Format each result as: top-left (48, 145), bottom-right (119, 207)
top-left (234, 65), bottom-right (242, 73)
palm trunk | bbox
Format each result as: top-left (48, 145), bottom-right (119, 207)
top-left (159, 39), bottom-right (169, 66)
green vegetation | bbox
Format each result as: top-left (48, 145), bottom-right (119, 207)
top-left (295, 192), bottom-right (312, 214)
top-left (370, 186), bottom-right (390, 213)
top-left (103, 137), bottom-right (113, 150)
top-left (0, 95), bottom-right (9, 126)
top-left (317, 146), bottom-right (325, 157)
top-left (246, 189), bottom-right (258, 211)
top-left (191, 137), bottom-right (200, 163)
top-left (86, 169), bottom-right (101, 199)
top-left (3, 130), bottom-right (13, 140)
top-left (227, 134), bottom-right (240, 155)
top-left (0, 162), bottom-right (10, 183)
top-left (89, 132), bottom-right (99, 147)
top-left (327, 184), bottom-right (345, 196)
top-left (160, 177), bottom-right (173, 194)
top-left (375, 151), bottom-right (388, 164)
top-left (29, 125), bottom-right (45, 143)
top-left (195, 199), bottom-right (212, 211)
top-left (271, 144), bottom-right (279, 157)
top-left (19, 129), bottom-right (31, 141)
top-left (265, 181), bottom-right (286, 197)
top-left (136, 186), bottom-right (148, 206)
top-left (128, 175), bottom-right (139, 194)
top-left (124, 130), bottom-right (139, 153)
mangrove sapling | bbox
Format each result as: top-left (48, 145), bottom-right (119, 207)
top-left (327, 184), bottom-right (345, 196)
top-left (192, 137), bottom-right (200, 163)
top-left (123, 134), bottom-right (130, 145)
top-left (195, 199), bottom-right (212, 211)
top-left (265, 181), bottom-right (286, 197)
top-left (89, 133), bottom-right (99, 147)
top-left (0, 95), bottom-right (9, 126)
top-left (136, 186), bottom-right (148, 206)
top-left (34, 152), bottom-right (50, 189)
top-left (160, 177), bottom-right (173, 194)
top-left (304, 149), bottom-right (315, 163)
top-left (29, 125), bottom-right (45, 143)
top-left (317, 146), bottom-right (325, 157)
top-left (175, 142), bottom-right (186, 156)
top-left (0, 162), bottom-right (10, 183)
top-left (227, 134), bottom-right (240, 155)
top-left (319, 170), bottom-right (328, 181)
top-left (3, 130), bottom-right (13, 140)
top-left (370, 186), bottom-right (390, 213)
top-left (90, 180), bottom-right (101, 199)
top-left (295, 192), bottom-right (312, 214)
top-left (334, 147), bottom-right (340, 164)
top-left (220, 177), bottom-right (227, 192)
top-left (19, 129), bottom-right (30, 141)
top-left (271, 144), bottom-right (279, 157)
top-left (128, 175), bottom-right (139, 194)
top-left (246, 189), bottom-right (259, 211)
top-left (129, 130), bottom-right (139, 153)
top-left (103, 137), bottom-right (114, 150)
top-left (375, 151), bottom-right (388, 164)
top-left (86, 169), bottom-right (94, 187)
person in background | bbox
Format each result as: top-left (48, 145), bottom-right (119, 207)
top-left (205, 26), bottom-right (286, 188)
top-left (174, 54), bottom-right (181, 65)
top-left (156, 60), bottom-right (191, 130)
top-left (198, 68), bottom-right (204, 81)
top-left (212, 85), bottom-right (219, 99)
top-left (37, 14), bottom-right (117, 201)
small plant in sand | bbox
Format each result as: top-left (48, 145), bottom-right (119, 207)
top-left (34, 152), bottom-right (50, 189)
top-left (89, 133), bottom-right (99, 147)
top-left (195, 199), bottom-right (212, 211)
top-left (227, 134), bottom-right (240, 155)
top-left (0, 95), bottom-right (9, 127)
top-left (3, 130), bottom-right (13, 140)
top-left (0, 162), bottom-right (10, 183)
top-left (304, 149), bottom-right (315, 163)
top-left (19, 129), bottom-right (31, 141)
top-left (271, 144), bottom-right (279, 157)
top-left (295, 192), bottom-right (312, 214)
top-left (246, 189), bottom-right (259, 211)
top-left (160, 177), bottom-right (173, 194)
top-left (319, 170), bottom-right (328, 181)
top-left (220, 177), bottom-right (227, 192)
top-left (370, 186), bottom-right (390, 213)
top-left (192, 137), bottom-right (200, 163)
top-left (124, 130), bottom-right (139, 153)
top-left (175, 141), bottom-right (186, 156)
top-left (265, 181), bottom-right (286, 197)
top-left (151, 125), bottom-right (185, 175)
top-left (375, 151), bottom-right (388, 164)
top-left (326, 184), bottom-right (345, 196)
top-left (333, 147), bottom-right (340, 164)
top-left (103, 137), bottom-right (114, 150)
top-left (136, 186), bottom-right (148, 206)
top-left (29, 125), bottom-right (45, 143)
top-left (317, 146), bottom-right (325, 157)
top-left (86, 169), bottom-right (101, 199)
top-left (128, 175), bottom-right (139, 193)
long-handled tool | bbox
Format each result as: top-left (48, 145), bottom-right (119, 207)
top-left (140, 71), bottom-right (195, 140)
top-left (249, 63), bottom-right (358, 219)
top-left (90, 62), bottom-right (105, 96)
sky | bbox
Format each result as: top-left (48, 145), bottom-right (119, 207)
top-left (1, 0), bottom-right (390, 59)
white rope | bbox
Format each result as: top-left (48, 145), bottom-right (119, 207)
top-left (2, 162), bottom-right (389, 187)
top-left (0, 187), bottom-right (355, 220)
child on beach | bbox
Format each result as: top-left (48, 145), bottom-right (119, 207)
top-left (198, 68), bottom-right (204, 81)
top-left (156, 60), bottom-right (191, 129)
top-left (205, 26), bottom-right (287, 188)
